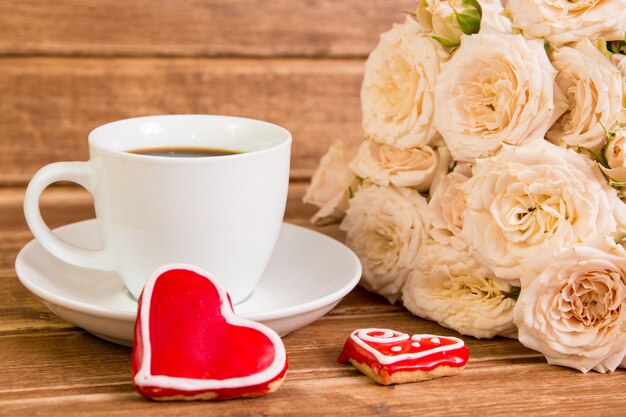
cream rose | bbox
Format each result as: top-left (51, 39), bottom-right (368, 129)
top-left (428, 166), bottom-right (471, 249)
top-left (340, 184), bottom-right (430, 303)
top-left (547, 40), bottom-right (623, 152)
top-left (602, 127), bottom-right (626, 182)
top-left (303, 140), bottom-right (358, 225)
top-left (349, 139), bottom-right (450, 191)
top-left (361, 16), bottom-right (447, 148)
top-left (514, 238), bottom-right (626, 373)
top-left (434, 33), bottom-right (564, 162)
top-left (402, 242), bottom-right (517, 339)
top-left (508, 0), bottom-right (626, 47)
top-left (460, 140), bottom-right (625, 283)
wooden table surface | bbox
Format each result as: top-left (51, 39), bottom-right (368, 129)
top-left (0, 184), bottom-right (625, 417)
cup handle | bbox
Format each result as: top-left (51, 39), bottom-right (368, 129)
top-left (23, 161), bottom-right (115, 271)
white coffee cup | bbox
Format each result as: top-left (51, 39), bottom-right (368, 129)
top-left (23, 115), bottom-right (291, 304)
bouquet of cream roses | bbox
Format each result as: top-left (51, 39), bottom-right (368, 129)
top-left (304, 0), bottom-right (626, 374)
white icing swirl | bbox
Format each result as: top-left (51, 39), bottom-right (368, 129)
top-left (357, 328), bottom-right (410, 344)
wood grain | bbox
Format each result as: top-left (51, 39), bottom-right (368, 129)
top-left (0, 281), bottom-right (624, 416)
top-left (0, 0), bottom-right (410, 58)
top-left (0, 269), bottom-right (75, 334)
top-left (0, 57), bottom-right (364, 186)
top-left (3, 374), bottom-right (625, 417)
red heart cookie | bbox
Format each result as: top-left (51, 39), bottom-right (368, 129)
top-left (132, 264), bottom-right (288, 400)
top-left (338, 328), bottom-right (468, 385)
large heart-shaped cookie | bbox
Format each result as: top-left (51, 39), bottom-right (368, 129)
top-left (132, 264), bottom-right (288, 400)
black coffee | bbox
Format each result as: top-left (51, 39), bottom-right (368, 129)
top-left (128, 147), bottom-right (241, 158)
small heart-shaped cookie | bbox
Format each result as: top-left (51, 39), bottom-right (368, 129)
top-left (132, 264), bottom-right (288, 400)
top-left (338, 328), bottom-right (468, 385)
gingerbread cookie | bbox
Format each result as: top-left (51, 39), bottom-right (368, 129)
top-left (338, 328), bottom-right (468, 385)
top-left (132, 264), bottom-right (288, 400)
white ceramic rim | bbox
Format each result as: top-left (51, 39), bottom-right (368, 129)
top-left (87, 114), bottom-right (292, 163)
top-left (15, 219), bottom-right (362, 322)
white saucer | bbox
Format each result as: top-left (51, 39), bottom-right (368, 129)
top-left (15, 219), bottom-right (361, 346)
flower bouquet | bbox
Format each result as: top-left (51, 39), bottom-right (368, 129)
top-left (304, 0), bottom-right (626, 373)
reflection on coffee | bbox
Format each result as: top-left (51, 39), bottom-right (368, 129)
top-left (128, 147), bottom-right (241, 158)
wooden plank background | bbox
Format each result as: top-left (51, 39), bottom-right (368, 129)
top-left (0, 58), bottom-right (363, 183)
top-left (0, 0), bottom-right (413, 186)
top-left (0, 0), bottom-right (405, 57)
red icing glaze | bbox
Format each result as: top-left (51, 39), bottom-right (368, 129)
top-left (337, 329), bottom-right (469, 375)
top-left (131, 265), bottom-right (288, 400)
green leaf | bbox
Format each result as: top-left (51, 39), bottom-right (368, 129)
top-left (431, 35), bottom-right (460, 48)
top-left (500, 286), bottom-right (521, 301)
top-left (456, 9), bottom-right (481, 35)
top-left (466, 0), bottom-right (483, 16)
top-left (607, 40), bottom-right (626, 55)
top-left (608, 41), bottom-right (622, 54)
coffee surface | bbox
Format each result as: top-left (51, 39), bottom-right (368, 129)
top-left (128, 147), bottom-right (241, 157)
